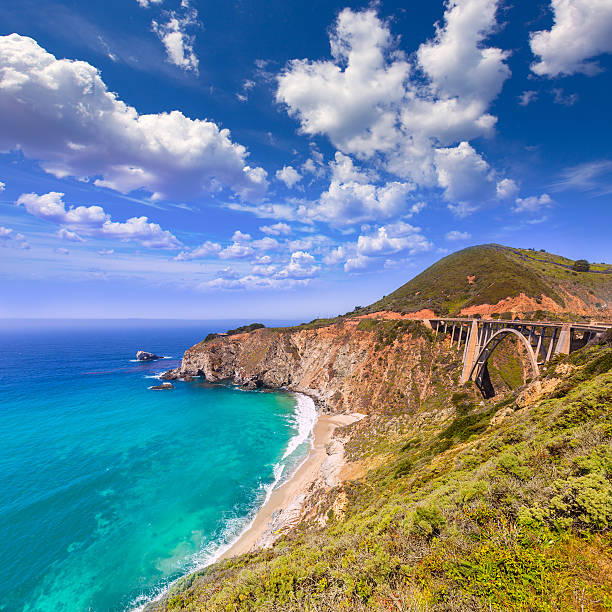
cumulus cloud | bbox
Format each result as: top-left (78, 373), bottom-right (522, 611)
top-left (176, 228), bottom-right (282, 262)
top-left (530, 0), bottom-right (612, 77)
top-left (339, 221), bottom-right (432, 272)
top-left (0, 225), bottom-right (30, 249)
top-left (276, 165), bottom-right (302, 188)
top-left (152, 6), bottom-right (200, 73)
top-left (496, 178), bottom-right (520, 199)
top-left (0, 35), bottom-right (267, 202)
top-left (445, 230), bottom-right (471, 241)
top-left (206, 250), bottom-right (320, 290)
top-left (513, 193), bottom-right (554, 213)
top-left (417, 0), bottom-right (510, 105)
top-left (58, 228), bottom-right (85, 242)
top-left (175, 240), bottom-right (221, 261)
top-left (277, 3), bottom-right (512, 216)
top-left (277, 8), bottom-right (410, 157)
top-left (0, 181), bottom-right (5, 191)
top-left (260, 222), bottom-right (291, 236)
top-left (231, 230), bottom-right (251, 242)
top-left (137, 0), bottom-right (163, 7)
top-left (434, 141), bottom-right (497, 214)
top-left (277, 251), bottom-right (319, 279)
top-left (17, 192), bottom-right (180, 248)
top-left (311, 179), bottom-right (415, 225)
top-left (356, 221), bottom-right (432, 257)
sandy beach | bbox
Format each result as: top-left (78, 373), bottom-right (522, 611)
top-left (221, 410), bottom-right (363, 559)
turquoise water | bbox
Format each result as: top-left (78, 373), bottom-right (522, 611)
top-left (0, 320), bottom-right (308, 611)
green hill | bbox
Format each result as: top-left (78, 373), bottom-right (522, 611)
top-left (363, 244), bottom-right (612, 318)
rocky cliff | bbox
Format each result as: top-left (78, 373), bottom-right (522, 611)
top-left (163, 319), bottom-right (462, 415)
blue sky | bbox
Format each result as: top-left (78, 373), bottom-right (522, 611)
top-left (1, 0), bottom-right (611, 319)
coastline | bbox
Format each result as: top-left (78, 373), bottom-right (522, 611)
top-left (221, 408), bottom-right (362, 559)
top-left (139, 393), bottom-right (363, 611)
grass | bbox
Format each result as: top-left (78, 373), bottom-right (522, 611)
top-left (148, 339), bottom-right (612, 611)
top-left (361, 244), bottom-right (611, 317)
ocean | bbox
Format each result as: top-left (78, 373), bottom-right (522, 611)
top-left (0, 319), bottom-right (314, 611)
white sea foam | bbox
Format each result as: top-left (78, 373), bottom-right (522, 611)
top-left (282, 393), bottom-right (317, 460)
top-left (129, 392), bottom-right (317, 612)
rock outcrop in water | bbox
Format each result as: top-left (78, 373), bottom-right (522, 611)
top-left (149, 382), bottom-right (173, 390)
top-left (137, 351), bottom-right (162, 361)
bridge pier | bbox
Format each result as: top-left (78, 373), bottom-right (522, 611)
top-left (554, 324), bottom-right (572, 355)
top-left (460, 320), bottom-right (480, 385)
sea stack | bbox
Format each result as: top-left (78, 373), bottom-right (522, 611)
top-left (136, 351), bottom-right (161, 361)
top-left (149, 382), bottom-right (173, 391)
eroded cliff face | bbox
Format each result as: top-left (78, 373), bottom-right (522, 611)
top-left (163, 319), bottom-right (461, 415)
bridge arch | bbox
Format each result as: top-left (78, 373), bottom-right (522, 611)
top-left (468, 328), bottom-right (540, 398)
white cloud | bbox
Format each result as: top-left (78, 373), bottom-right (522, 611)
top-left (356, 221), bottom-right (432, 257)
top-left (0, 35), bottom-right (267, 202)
top-left (137, 0), bottom-right (163, 7)
top-left (496, 178), bottom-right (520, 199)
top-left (417, 0), bottom-right (510, 105)
top-left (277, 251), bottom-right (319, 279)
top-left (152, 6), bottom-right (200, 73)
top-left (98, 248), bottom-right (115, 256)
top-left (175, 240), bottom-right (221, 261)
top-left (288, 234), bottom-right (331, 252)
top-left (552, 160), bottom-right (612, 195)
top-left (513, 193), bottom-right (554, 213)
top-left (205, 250), bottom-right (319, 290)
top-left (58, 228), bottom-right (85, 242)
top-left (55, 247), bottom-right (69, 255)
top-left (518, 90), bottom-right (538, 106)
top-left (344, 254), bottom-right (376, 272)
top-left (252, 236), bottom-right (279, 251)
top-left (445, 230), bottom-right (471, 241)
top-left (205, 275), bottom-right (310, 290)
top-left (276, 4), bottom-right (511, 215)
top-left (17, 192), bottom-right (180, 249)
top-left (310, 179), bottom-right (415, 225)
top-left (530, 0), bottom-right (612, 77)
top-left (276, 165), bottom-right (302, 188)
top-left (0, 225), bottom-right (30, 249)
top-left (260, 222), bottom-right (291, 236)
top-left (219, 242), bottom-right (254, 259)
top-left (552, 88), bottom-right (578, 106)
top-left (434, 141), bottom-right (496, 212)
top-left (330, 151), bottom-right (376, 183)
top-left (0, 181), bottom-right (5, 191)
top-left (231, 230), bottom-right (251, 242)
top-left (277, 8), bottom-right (410, 157)
top-left (334, 221), bottom-right (432, 272)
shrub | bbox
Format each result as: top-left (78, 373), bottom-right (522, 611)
top-left (552, 473), bottom-right (612, 530)
top-left (573, 259), bottom-right (590, 272)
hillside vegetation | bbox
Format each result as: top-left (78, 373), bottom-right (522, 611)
top-left (363, 244), bottom-right (612, 318)
top-left (150, 332), bottom-right (612, 611)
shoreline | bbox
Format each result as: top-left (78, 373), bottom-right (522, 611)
top-left (140, 392), bottom-right (363, 611)
top-left (220, 407), bottom-right (362, 559)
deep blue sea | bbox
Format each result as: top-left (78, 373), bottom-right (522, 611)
top-left (0, 319), bottom-right (312, 612)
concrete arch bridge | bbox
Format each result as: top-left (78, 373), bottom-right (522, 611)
top-left (424, 318), bottom-right (611, 398)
